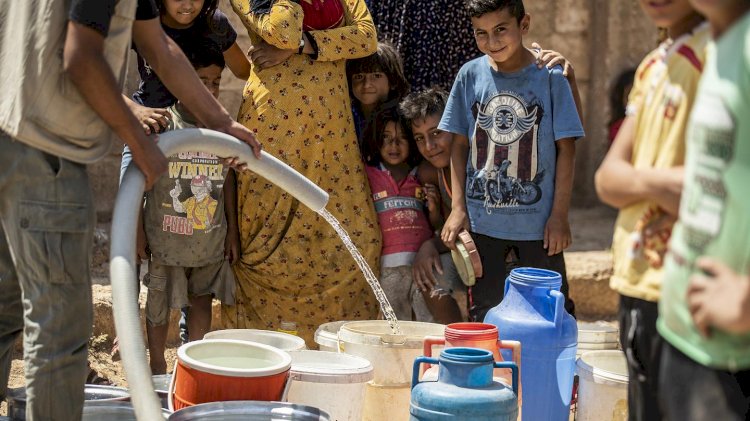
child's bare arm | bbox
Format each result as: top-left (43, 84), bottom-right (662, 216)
top-left (417, 162), bottom-right (444, 229)
top-left (224, 42), bottom-right (251, 80)
top-left (594, 117), bottom-right (683, 215)
top-left (441, 134), bottom-right (470, 249)
top-left (546, 138), bottom-right (575, 256)
top-left (223, 169), bottom-right (241, 263)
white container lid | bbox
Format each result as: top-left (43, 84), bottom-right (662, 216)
top-left (576, 350), bottom-right (628, 385)
top-left (178, 339), bottom-right (291, 378)
top-left (289, 350), bottom-right (374, 384)
top-left (577, 321), bottom-right (619, 344)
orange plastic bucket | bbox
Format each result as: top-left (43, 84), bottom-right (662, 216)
top-left (169, 339), bottom-right (292, 411)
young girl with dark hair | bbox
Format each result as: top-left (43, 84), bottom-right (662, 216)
top-left (364, 106), bottom-right (435, 321)
top-left (347, 41), bottom-right (410, 144)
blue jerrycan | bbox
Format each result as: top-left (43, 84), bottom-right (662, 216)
top-left (484, 267), bottom-right (577, 421)
top-left (410, 347), bottom-right (518, 420)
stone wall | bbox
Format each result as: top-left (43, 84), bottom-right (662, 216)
top-left (88, 0), bottom-right (659, 220)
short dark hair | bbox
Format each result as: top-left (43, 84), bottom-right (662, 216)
top-left (399, 87), bottom-right (449, 125)
top-left (361, 105), bottom-right (421, 168)
top-left (464, 0), bottom-right (525, 22)
top-left (186, 45), bottom-right (226, 70)
top-left (346, 42), bottom-right (410, 105)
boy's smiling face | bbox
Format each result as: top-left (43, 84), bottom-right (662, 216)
top-left (413, 113), bottom-right (453, 170)
top-left (471, 8), bottom-right (530, 66)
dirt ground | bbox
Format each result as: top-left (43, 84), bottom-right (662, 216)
top-left (2, 206), bottom-right (617, 416)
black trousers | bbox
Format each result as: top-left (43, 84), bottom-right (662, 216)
top-left (660, 341), bottom-right (750, 421)
top-left (469, 233), bottom-right (574, 322)
top-left (619, 295), bottom-right (663, 421)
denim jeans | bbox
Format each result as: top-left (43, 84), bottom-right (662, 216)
top-left (0, 132), bottom-right (95, 420)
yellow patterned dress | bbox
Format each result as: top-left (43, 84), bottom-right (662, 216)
top-left (223, 0), bottom-right (381, 344)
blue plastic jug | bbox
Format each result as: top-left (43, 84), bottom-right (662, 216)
top-left (484, 267), bottom-right (577, 421)
top-left (410, 347), bottom-right (518, 421)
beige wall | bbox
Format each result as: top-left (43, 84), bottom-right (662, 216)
top-left (89, 0), bottom-right (659, 220)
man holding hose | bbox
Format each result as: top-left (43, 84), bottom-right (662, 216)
top-left (0, 0), bottom-right (261, 419)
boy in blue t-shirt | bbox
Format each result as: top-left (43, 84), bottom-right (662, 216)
top-left (440, 0), bottom-right (584, 321)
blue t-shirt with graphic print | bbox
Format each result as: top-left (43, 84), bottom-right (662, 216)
top-left (439, 57), bottom-right (584, 241)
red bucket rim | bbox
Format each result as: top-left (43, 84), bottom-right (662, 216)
top-left (445, 323), bottom-right (498, 342)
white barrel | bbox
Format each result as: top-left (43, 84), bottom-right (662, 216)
top-left (204, 329), bottom-right (306, 352)
top-left (576, 350), bottom-right (628, 421)
top-left (287, 350), bottom-right (374, 421)
top-left (337, 320), bottom-right (445, 421)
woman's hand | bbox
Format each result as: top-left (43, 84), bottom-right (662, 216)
top-left (248, 39), bottom-right (297, 71)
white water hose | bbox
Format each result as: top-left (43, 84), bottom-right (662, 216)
top-left (110, 129), bottom-right (330, 420)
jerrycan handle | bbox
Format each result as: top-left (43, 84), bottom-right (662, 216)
top-left (493, 361), bottom-right (519, 395)
top-left (497, 340), bottom-right (521, 378)
top-left (421, 336), bottom-right (445, 375)
top-left (550, 289), bottom-right (565, 326)
top-left (412, 356), bottom-right (439, 389)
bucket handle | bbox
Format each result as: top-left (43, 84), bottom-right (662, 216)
top-left (493, 361), bottom-right (519, 395)
top-left (167, 360), bottom-right (177, 412)
top-left (550, 289), bottom-right (565, 326)
top-left (421, 336), bottom-right (445, 375)
top-left (412, 356), bottom-right (439, 389)
top-left (412, 358), bottom-right (519, 396)
top-left (497, 339), bottom-right (521, 395)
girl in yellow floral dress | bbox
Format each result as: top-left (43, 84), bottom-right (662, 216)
top-left (223, 0), bottom-right (382, 344)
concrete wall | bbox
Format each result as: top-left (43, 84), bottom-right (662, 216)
top-left (88, 0), bottom-right (658, 220)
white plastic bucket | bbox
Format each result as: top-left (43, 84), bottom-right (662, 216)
top-left (204, 329), bottom-right (307, 352)
top-left (337, 320), bottom-right (445, 421)
top-left (576, 350), bottom-right (629, 421)
top-left (577, 322), bottom-right (619, 357)
top-left (314, 321), bottom-right (351, 352)
top-left (287, 350), bottom-right (374, 421)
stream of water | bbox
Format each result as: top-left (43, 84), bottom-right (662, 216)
top-left (318, 209), bottom-right (402, 335)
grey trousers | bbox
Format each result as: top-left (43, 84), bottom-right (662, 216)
top-left (0, 132), bottom-right (95, 421)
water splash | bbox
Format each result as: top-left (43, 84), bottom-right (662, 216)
top-left (318, 209), bottom-right (402, 334)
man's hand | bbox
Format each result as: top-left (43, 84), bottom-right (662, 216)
top-left (210, 120), bottom-right (263, 160)
top-left (544, 212), bottom-right (571, 256)
top-left (248, 40), bottom-right (296, 71)
top-left (413, 240), bottom-right (443, 292)
top-left (441, 208), bottom-right (470, 250)
top-left (129, 134), bottom-right (169, 190)
top-left (688, 257), bottom-right (750, 337)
